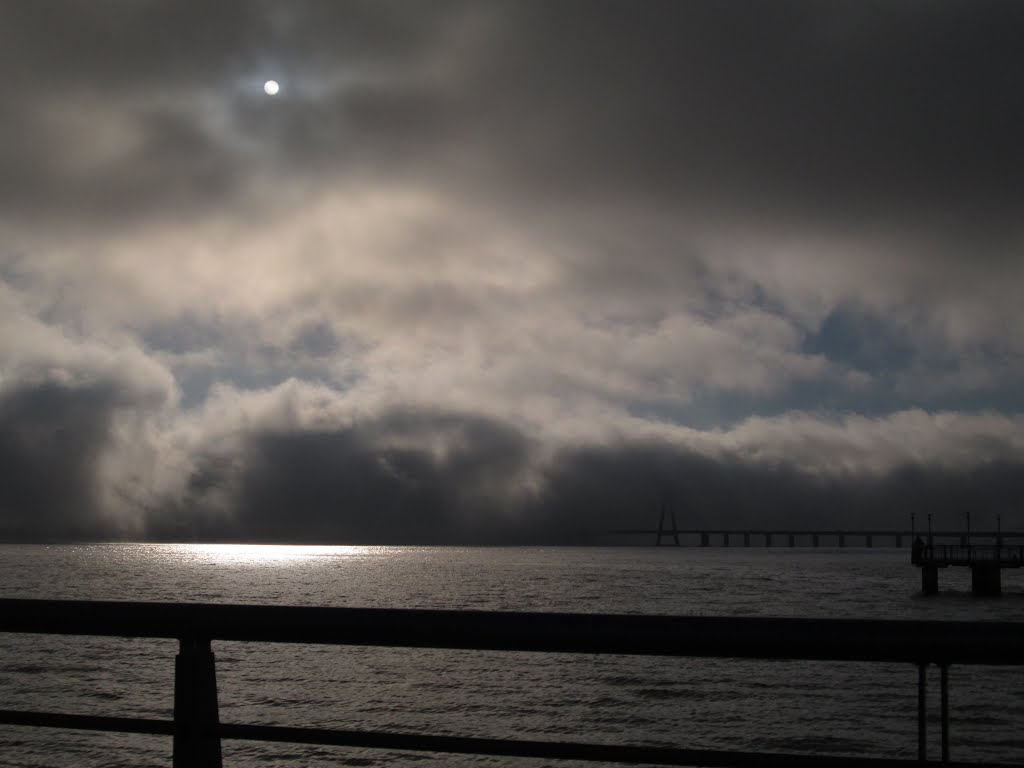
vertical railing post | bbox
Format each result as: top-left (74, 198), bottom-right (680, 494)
top-left (174, 635), bottom-right (223, 768)
top-left (917, 663), bottom-right (927, 762)
top-left (940, 664), bottom-right (950, 764)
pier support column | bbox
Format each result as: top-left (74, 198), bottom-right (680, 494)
top-left (723, 533), bottom-right (729, 547)
top-left (812, 534), bottom-right (819, 547)
top-left (940, 665), bottom-right (950, 763)
top-left (921, 566), bottom-right (939, 595)
top-left (765, 533), bottom-right (772, 547)
top-left (788, 534), bottom-right (795, 547)
top-left (917, 664), bottom-right (927, 761)
top-left (700, 532), bottom-right (709, 547)
top-left (866, 534), bottom-right (873, 548)
top-left (743, 532), bottom-right (750, 547)
top-left (838, 533), bottom-right (845, 548)
top-left (971, 566), bottom-right (1002, 596)
top-left (174, 636), bottom-right (222, 768)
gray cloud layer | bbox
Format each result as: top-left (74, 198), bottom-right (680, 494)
top-left (3, 375), bottom-right (1021, 542)
top-left (1, 2), bottom-right (1022, 541)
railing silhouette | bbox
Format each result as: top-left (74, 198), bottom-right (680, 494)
top-left (916, 544), bottom-right (1024, 566)
top-left (1, 599), bottom-right (1023, 766)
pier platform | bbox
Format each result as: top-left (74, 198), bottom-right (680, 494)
top-left (914, 543), bottom-right (1024, 596)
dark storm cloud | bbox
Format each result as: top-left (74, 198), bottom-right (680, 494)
top-left (0, 105), bottom-right (246, 225)
top-left (0, 381), bottom-right (120, 540)
top-left (0, 0), bottom-right (451, 94)
top-left (541, 442), bottom-right (1024, 536)
top-left (449, 1), bottom-right (1024, 245)
top-left (0, 0), bottom-right (467, 225)
top-left (5, 1), bottom-right (1024, 236)
top-left (1, 379), bottom-right (1020, 543)
top-left (152, 409), bottom-right (542, 543)
top-left (139, 408), bottom-right (1024, 544)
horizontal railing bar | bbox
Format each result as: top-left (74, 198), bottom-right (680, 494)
top-left (0, 709), bottom-right (173, 736)
top-left (219, 723), bottom-right (998, 767)
top-left (1, 599), bottom-right (1023, 665)
top-left (0, 711), bottom-right (1003, 768)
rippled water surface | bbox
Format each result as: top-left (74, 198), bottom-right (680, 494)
top-left (1, 544), bottom-right (1023, 766)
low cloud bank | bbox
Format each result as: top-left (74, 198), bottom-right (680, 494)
top-left (3, 377), bottom-right (1021, 543)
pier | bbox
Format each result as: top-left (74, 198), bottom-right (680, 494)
top-left (610, 519), bottom-right (1024, 595)
top-left (1, 599), bottom-right (1024, 766)
top-left (914, 543), bottom-right (1024, 596)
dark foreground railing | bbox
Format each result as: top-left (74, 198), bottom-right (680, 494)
top-left (1, 599), bottom-right (1023, 767)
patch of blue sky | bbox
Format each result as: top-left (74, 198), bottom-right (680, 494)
top-left (628, 370), bottom-right (1024, 432)
top-left (800, 306), bottom-right (916, 374)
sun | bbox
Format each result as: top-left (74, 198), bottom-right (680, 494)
top-left (263, 79), bottom-right (280, 96)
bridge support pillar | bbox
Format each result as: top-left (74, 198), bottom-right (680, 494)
top-left (765, 533), bottom-right (772, 547)
top-left (812, 534), bottom-right (819, 547)
top-left (743, 532), bottom-right (750, 547)
top-left (921, 566), bottom-right (939, 595)
top-left (723, 533), bottom-right (729, 547)
top-left (700, 532), bottom-right (709, 547)
top-left (788, 534), bottom-right (795, 547)
top-left (971, 566), bottom-right (1002, 596)
top-left (174, 636), bottom-right (222, 768)
top-left (838, 533), bottom-right (845, 548)
top-left (866, 534), bottom-right (873, 548)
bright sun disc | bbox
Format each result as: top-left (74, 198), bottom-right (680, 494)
top-left (263, 79), bottom-right (279, 96)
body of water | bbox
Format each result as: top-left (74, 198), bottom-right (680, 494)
top-left (1, 544), bottom-right (1023, 766)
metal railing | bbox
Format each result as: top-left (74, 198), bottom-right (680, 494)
top-left (917, 545), bottom-right (1024, 566)
top-left (1, 599), bottom-right (1023, 767)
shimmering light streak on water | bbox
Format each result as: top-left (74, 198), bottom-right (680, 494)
top-left (1, 545), bottom-right (1023, 767)
top-left (182, 543), bottom-right (378, 565)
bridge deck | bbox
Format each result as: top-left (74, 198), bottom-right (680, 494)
top-left (608, 529), bottom-right (1024, 548)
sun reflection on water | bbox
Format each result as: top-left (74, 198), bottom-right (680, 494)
top-left (183, 543), bottom-right (378, 565)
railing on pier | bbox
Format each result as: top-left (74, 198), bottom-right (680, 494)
top-left (916, 545), bottom-right (1024, 567)
top-left (1, 599), bottom-right (1023, 767)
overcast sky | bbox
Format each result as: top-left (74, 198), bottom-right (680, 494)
top-left (2, 1), bottom-right (1023, 542)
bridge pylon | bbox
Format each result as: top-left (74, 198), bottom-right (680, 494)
top-left (656, 496), bottom-right (680, 546)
